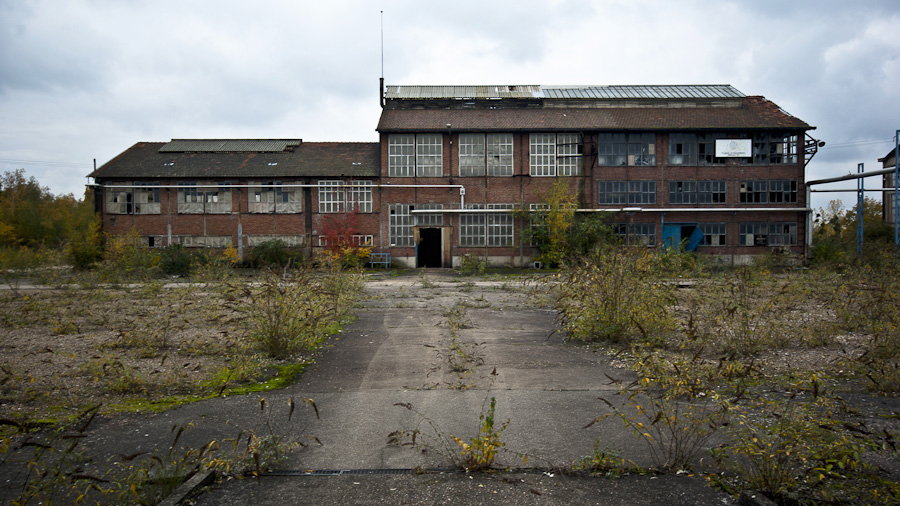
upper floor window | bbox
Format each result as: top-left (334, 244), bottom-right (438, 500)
top-left (753, 133), bottom-right (799, 164)
top-left (388, 134), bottom-right (442, 177)
top-left (669, 132), bottom-right (799, 165)
top-left (106, 182), bottom-right (160, 215)
top-left (529, 133), bottom-right (582, 176)
top-left (318, 180), bottom-right (373, 213)
top-left (598, 133), bottom-right (655, 166)
top-left (739, 180), bottom-right (798, 204)
top-left (248, 182), bottom-right (302, 213)
top-left (598, 180), bottom-right (656, 205)
top-left (669, 181), bottom-right (726, 204)
top-left (459, 133), bottom-right (513, 176)
top-left (178, 182), bottom-right (231, 214)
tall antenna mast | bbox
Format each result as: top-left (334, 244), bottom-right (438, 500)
top-left (379, 10), bottom-right (385, 108)
top-left (380, 10), bottom-right (384, 79)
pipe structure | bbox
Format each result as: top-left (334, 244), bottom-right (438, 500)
top-left (857, 163), bottom-right (864, 255)
top-left (895, 129), bottom-right (899, 251)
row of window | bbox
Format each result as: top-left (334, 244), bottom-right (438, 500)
top-left (614, 222), bottom-right (797, 247)
top-left (108, 178), bottom-right (799, 216)
top-left (598, 180), bottom-right (798, 205)
top-left (388, 202), bottom-right (796, 248)
top-left (386, 131), bottom-right (800, 177)
top-left (107, 181), bottom-right (374, 215)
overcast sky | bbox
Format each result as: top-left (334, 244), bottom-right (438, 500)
top-left (1, 0), bottom-right (898, 210)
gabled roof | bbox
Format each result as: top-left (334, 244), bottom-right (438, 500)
top-left (90, 141), bottom-right (379, 180)
top-left (377, 96), bottom-right (812, 132)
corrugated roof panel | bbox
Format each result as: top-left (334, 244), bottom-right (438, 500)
top-left (541, 85), bottom-right (745, 99)
top-left (159, 139), bottom-right (302, 153)
top-left (385, 85), bottom-right (542, 99)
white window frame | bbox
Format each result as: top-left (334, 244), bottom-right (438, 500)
top-left (459, 133), bottom-right (514, 177)
top-left (318, 180), bottom-right (372, 213)
top-left (460, 204), bottom-right (514, 247)
top-left (529, 133), bottom-right (582, 176)
top-left (389, 204), bottom-right (414, 247)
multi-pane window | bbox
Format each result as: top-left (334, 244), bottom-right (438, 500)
top-left (668, 181), bottom-right (726, 204)
top-left (700, 223), bottom-right (726, 246)
top-left (529, 133), bottom-right (582, 176)
top-left (598, 133), bottom-right (655, 166)
top-left (415, 203), bottom-right (443, 226)
top-left (248, 182), bottom-right (301, 213)
top-left (247, 235), bottom-right (305, 247)
top-left (106, 182), bottom-right (160, 215)
top-left (459, 134), bottom-right (513, 176)
top-left (389, 204), bottom-right (413, 247)
top-left (740, 222), bottom-right (797, 246)
top-left (753, 133), bottom-right (799, 164)
top-left (318, 180), bottom-right (373, 213)
top-left (177, 182), bottom-right (231, 214)
top-left (668, 134), bottom-right (698, 165)
top-left (739, 180), bottom-right (798, 204)
top-left (614, 223), bottom-right (656, 246)
top-left (318, 234), bottom-right (374, 247)
top-left (388, 134), bottom-right (443, 177)
top-left (460, 204), bottom-right (514, 247)
top-left (598, 181), bottom-right (656, 205)
top-left (669, 132), bottom-right (799, 165)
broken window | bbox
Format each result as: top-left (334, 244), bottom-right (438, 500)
top-left (247, 235), bottom-right (305, 247)
top-left (668, 134), bottom-right (698, 165)
top-left (598, 181), bottom-right (656, 205)
top-left (613, 223), bottom-right (656, 246)
top-left (753, 133), bottom-right (799, 164)
top-left (598, 133), bottom-right (655, 166)
top-left (739, 222), bottom-right (797, 246)
top-left (177, 182), bottom-right (230, 214)
top-left (669, 181), bottom-right (726, 204)
top-left (700, 223), bottom-right (726, 246)
top-left (739, 180), bottom-right (797, 204)
top-left (459, 133), bottom-right (513, 176)
top-left (248, 181), bottom-right (302, 213)
top-left (106, 182), bottom-right (160, 215)
top-left (529, 133), bottom-right (583, 176)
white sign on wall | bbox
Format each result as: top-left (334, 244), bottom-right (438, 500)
top-left (715, 139), bottom-right (752, 157)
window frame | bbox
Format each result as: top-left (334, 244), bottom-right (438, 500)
top-left (598, 133), bottom-right (655, 166)
top-left (529, 133), bottom-right (583, 176)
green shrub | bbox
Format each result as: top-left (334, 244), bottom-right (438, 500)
top-left (555, 248), bottom-right (676, 345)
top-left (158, 245), bottom-right (194, 276)
top-left (459, 254), bottom-right (486, 276)
top-left (249, 239), bottom-right (303, 268)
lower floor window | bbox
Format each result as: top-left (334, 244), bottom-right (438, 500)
top-left (389, 204), bottom-right (414, 247)
top-left (460, 204), bottom-right (514, 247)
top-left (247, 235), bottom-right (305, 247)
top-left (739, 222), bottom-right (797, 246)
top-left (700, 223), bottom-right (726, 246)
top-left (614, 223), bottom-right (656, 246)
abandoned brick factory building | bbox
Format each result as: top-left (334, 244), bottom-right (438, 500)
top-left (89, 84), bottom-right (820, 267)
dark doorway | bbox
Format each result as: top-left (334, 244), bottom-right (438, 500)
top-left (417, 228), bottom-right (442, 267)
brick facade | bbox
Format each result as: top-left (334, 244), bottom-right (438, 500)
top-left (90, 85), bottom-right (816, 266)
